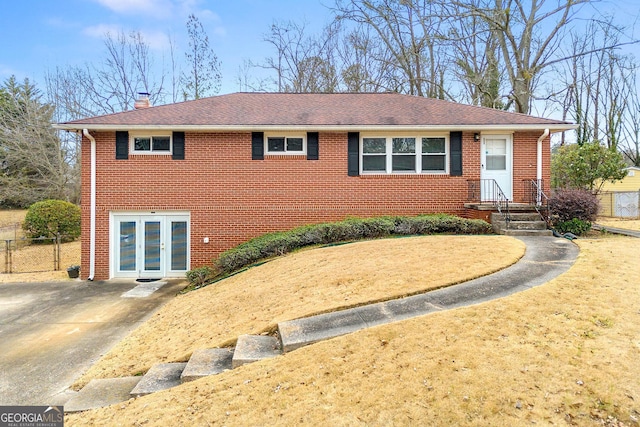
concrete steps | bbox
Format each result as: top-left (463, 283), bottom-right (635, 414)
top-left (66, 296), bottom-right (464, 412)
top-left (232, 334), bottom-right (282, 368)
top-left (491, 212), bottom-right (552, 236)
top-left (181, 348), bottom-right (233, 382)
top-left (67, 335), bottom-right (284, 413)
top-left (65, 377), bottom-right (141, 413)
top-left (130, 362), bottom-right (187, 397)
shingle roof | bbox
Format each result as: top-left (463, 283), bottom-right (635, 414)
top-left (56, 92), bottom-right (574, 131)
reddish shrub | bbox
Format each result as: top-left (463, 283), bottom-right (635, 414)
top-left (549, 188), bottom-right (599, 223)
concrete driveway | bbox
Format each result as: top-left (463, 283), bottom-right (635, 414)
top-left (0, 279), bottom-right (185, 406)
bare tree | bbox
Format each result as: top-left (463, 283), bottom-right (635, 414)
top-left (555, 19), bottom-right (636, 148)
top-left (167, 33), bottom-right (184, 103)
top-left (620, 66), bottom-right (640, 166)
top-left (91, 30), bottom-right (167, 112)
top-left (182, 14), bottom-right (222, 100)
top-left (46, 30), bottom-right (167, 118)
top-left (261, 20), bottom-right (340, 93)
top-left (456, 0), bottom-right (595, 114)
top-left (446, 0), bottom-right (506, 108)
top-left (333, 0), bottom-right (448, 98)
top-left (337, 25), bottom-right (399, 92)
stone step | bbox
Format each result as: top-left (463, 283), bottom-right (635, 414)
top-left (503, 229), bottom-right (553, 237)
top-left (130, 362), bottom-right (187, 397)
top-left (64, 377), bottom-right (141, 413)
top-left (491, 212), bottom-right (543, 222)
top-left (231, 335), bottom-right (282, 368)
top-left (494, 220), bottom-right (548, 231)
top-left (181, 348), bottom-right (234, 382)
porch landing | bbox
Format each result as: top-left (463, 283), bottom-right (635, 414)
top-left (464, 203), bottom-right (552, 237)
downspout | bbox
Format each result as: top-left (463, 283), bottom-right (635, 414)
top-left (536, 129), bottom-right (550, 205)
top-left (83, 129), bottom-right (96, 281)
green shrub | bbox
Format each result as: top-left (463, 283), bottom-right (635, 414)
top-left (215, 214), bottom-right (492, 276)
top-left (555, 218), bottom-right (592, 236)
top-left (22, 200), bottom-right (81, 242)
top-left (185, 266), bottom-right (217, 289)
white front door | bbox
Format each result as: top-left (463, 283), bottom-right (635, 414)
top-left (481, 135), bottom-right (513, 201)
top-left (112, 213), bottom-right (190, 278)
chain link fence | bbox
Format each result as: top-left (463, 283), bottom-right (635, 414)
top-left (1, 234), bottom-right (80, 274)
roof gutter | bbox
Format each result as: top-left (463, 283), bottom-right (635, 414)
top-left (537, 128), bottom-right (550, 204)
top-left (83, 129), bottom-right (96, 281)
top-left (54, 123), bottom-right (578, 133)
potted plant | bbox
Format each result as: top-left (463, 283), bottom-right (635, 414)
top-left (67, 265), bottom-right (80, 279)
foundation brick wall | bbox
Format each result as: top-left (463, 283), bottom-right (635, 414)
top-left (80, 130), bottom-right (550, 280)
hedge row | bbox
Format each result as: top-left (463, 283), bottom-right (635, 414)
top-left (215, 214), bottom-right (492, 276)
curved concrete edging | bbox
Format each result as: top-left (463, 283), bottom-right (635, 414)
top-left (278, 236), bottom-right (579, 351)
top-left (592, 224), bottom-right (640, 238)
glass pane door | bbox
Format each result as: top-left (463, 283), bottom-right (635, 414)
top-left (113, 213), bottom-right (189, 278)
top-left (170, 221), bottom-right (188, 271)
top-left (119, 221), bottom-right (136, 271)
top-left (144, 220), bottom-right (162, 272)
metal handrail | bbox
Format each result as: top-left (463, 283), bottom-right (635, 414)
top-left (467, 179), bottom-right (511, 227)
top-left (523, 179), bottom-right (552, 228)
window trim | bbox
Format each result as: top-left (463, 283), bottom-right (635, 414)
top-left (130, 132), bottom-right (173, 155)
top-left (264, 133), bottom-right (307, 155)
top-left (360, 134), bottom-right (449, 175)
top-left (421, 136), bottom-right (448, 173)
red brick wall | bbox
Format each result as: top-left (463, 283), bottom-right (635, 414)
top-left (512, 131), bottom-right (552, 201)
top-left (80, 130), bottom-right (550, 280)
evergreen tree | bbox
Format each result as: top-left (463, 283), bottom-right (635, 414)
top-left (182, 14), bottom-right (222, 100)
top-left (0, 76), bottom-right (72, 207)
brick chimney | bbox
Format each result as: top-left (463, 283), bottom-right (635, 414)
top-left (134, 92), bottom-right (151, 109)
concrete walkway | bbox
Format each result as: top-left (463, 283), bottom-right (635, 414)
top-left (0, 279), bottom-right (185, 406)
top-left (64, 236), bottom-right (579, 412)
top-left (279, 236), bottom-right (578, 350)
top-left (592, 224), bottom-right (640, 238)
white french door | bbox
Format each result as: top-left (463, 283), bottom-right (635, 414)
top-left (112, 213), bottom-right (190, 278)
top-left (481, 135), bottom-right (513, 201)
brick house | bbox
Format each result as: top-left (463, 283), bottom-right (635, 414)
top-left (55, 92), bottom-right (573, 281)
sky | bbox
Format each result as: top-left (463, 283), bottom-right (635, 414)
top-left (0, 0), bottom-right (638, 107)
top-left (0, 0), bottom-right (333, 95)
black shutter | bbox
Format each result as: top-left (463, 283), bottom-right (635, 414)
top-left (449, 131), bottom-right (463, 176)
top-left (307, 132), bottom-right (319, 160)
top-left (115, 131), bottom-right (129, 160)
top-left (172, 131), bottom-right (185, 160)
top-left (252, 132), bottom-right (264, 160)
top-left (347, 132), bottom-right (360, 176)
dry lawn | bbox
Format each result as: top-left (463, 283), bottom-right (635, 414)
top-left (66, 234), bottom-right (640, 426)
top-left (72, 235), bottom-right (524, 388)
top-left (0, 209), bottom-right (26, 228)
top-left (597, 217), bottom-right (640, 231)
top-left (0, 209), bottom-right (26, 241)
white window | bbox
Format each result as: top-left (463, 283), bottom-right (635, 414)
top-left (361, 135), bottom-right (448, 174)
top-left (421, 137), bottom-right (447, 172)
top-left (265, 134), bottom-right (306, 155)
top-left (130, 134), bottom-right (172, 154)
